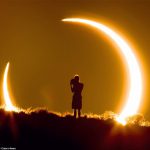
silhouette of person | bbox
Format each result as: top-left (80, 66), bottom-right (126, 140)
top-left (70, 75), bottom-right (84, 118)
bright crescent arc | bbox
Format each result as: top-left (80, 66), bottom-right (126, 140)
top-left (3, 62), bottom-right (18, 112)
top-left (62, 18), bottom-right (143, 124)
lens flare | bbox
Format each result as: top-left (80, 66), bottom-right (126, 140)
top-left (3, 62), bottom-right (18, 112)
top-left (62, 18), bottom-right (143, 125)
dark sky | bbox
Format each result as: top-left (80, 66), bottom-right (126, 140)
top-left (0, 0), bottom-right (150, 119)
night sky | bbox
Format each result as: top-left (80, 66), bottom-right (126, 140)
top-left (0, 0), bottom-right (150, 119)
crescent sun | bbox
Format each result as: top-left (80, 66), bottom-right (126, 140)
top-left (62, 18), bottom-right (143, 125)
top-left (3, 62), bottom-right (18, 112)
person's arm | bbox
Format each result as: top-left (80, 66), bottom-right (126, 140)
top-left (70, 84), bottom-right (74, 92)
top-left (81, 83), bottom-right (84, 90)
top-left (70, 79), bottom-right (74, 92)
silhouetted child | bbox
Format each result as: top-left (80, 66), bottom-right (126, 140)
top-left (70, 75), bottom-right (84, 118)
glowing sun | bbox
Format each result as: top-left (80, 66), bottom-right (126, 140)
top-left (3, 62), bottom-right (18, 112)
top-left (62, 18), bottom-right (143, 125)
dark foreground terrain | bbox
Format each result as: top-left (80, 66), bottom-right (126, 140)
top-left (0, 109), bottom-right (150, 150)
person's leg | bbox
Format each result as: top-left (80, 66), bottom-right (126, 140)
top-left (78, 109), bottom-right (81, 118)
top-left (74, 109), bottom-right (77, 118)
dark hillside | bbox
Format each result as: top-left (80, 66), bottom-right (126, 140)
top-left (0, 109), bottom-right (150, 150)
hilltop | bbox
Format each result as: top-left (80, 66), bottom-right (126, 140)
top-left (0, 109), bottom-right (150, 150)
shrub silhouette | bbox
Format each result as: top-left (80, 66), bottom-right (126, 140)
top-left (0, 108), bottom-right (150, 150)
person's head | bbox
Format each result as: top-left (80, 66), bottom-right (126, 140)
top-left (74, 75), bottom-right (80, 82)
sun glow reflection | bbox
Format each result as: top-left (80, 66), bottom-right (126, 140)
top-left (3, 62), bottom-right (18, 112)
top-left (62, 18), bottom-right (143, 125)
